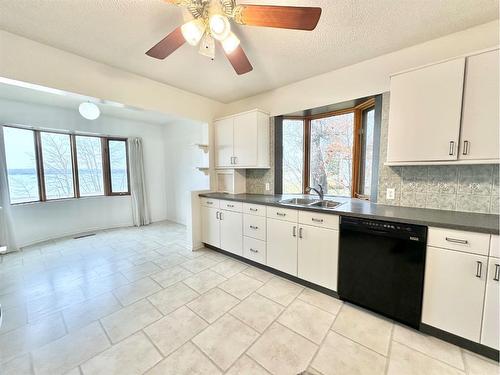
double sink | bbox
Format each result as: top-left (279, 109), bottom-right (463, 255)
top-left (278, 197), bottom-right (343, 210)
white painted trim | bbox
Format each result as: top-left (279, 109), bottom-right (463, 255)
top-left (385, 159), bottom-right (500, 166)
top-left (214, 108), bottom-right (270, 122)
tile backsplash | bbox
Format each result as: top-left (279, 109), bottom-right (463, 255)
top-left (377, 92), bottom-right (499, 214)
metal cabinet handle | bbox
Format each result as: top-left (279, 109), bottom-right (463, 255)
top-left (277, 212), bottom-right (286, 217)
top-left (206, 201), bottom-right (213, 205)
top-left (216, 211), bottom-right (220, 220)
top-left (445, 237), bottom-right (468, 245)
top-left (494, 264), bottom-right (500, 281)
top-left (234, 156), bottom-right (237, 164)
top-left (227, 204), bottom-right (234, 208)
top-left (299, 227), bottom-right (303, 239)
top-left (219, 212), bottom-right (223, 220)
top-left (292, 226), bottom-right (296, 237)
top-left (311, 218), bottom-right (324, 223)
top-left (249, 208), bottom-right (258, 212)
top-left (462, 140), bottom-right (469, 155)
top-left (249, 248), bottom-right (258, 253)
top-left (249, 225), bottom-right (258, 230)
top-left (476, 261), bottom-right (483, 278)
top-left (449, 141), bottom-right (455, 156)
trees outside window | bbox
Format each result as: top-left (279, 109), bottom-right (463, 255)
top-left (2, 125), bottom-right (130, 204)
top-left (281, 98), bottom-right (375, 199)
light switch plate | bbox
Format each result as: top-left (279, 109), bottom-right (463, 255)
top-left (386, 188), bottom-right (395, 200)
top-left (265, 183), bottom-right (270, 191)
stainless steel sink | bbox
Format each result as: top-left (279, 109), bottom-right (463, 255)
top-left (309, 200), bottom-right (343, 209)
top-left (278, 198), bottom-right (318, 205)
top-left (278, 198), bottom-right (343, 210)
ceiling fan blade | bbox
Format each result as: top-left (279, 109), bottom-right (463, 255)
top-left (233, 5), bottom-right (321, 31)
top-left (224, 45), bottom-right (253, 75)
top-left (146, 26), bottom-right (185, 59)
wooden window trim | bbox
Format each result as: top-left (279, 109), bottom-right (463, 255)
top-left (282, 98), bottom-right (374, 198)
top-left (3, 124), bottom-right (131, 205)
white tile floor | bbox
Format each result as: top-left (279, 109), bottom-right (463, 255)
top-left (0, 221), bottom-right (498, 375)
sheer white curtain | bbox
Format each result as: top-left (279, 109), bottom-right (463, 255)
top-left (0, 127), bottom-right (18, 253)
top-left (128, 137), bottom-right (151, 227)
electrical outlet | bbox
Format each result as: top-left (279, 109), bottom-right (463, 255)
top-left (265, 183), bottom-right (270, 191)
top-left (386, 188), bottom-right (396, 200)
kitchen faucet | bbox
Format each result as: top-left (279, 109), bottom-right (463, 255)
top-left (306, 184), bottom-right (324, 200)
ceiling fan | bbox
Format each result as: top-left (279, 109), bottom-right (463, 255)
top-left (146, 0), bottom-right (322, 75)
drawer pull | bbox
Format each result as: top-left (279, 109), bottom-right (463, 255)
top-left (494, 264), bottom-right (500, 281)
top-left (227, 204), bottom-right (234, 208)
top-left (311, 218), bottom-right (324, 223)
top-left (276, 212), bottom-right (286, 217)
top-left (206, 201), bottom-right (213, 205)
top-left (476, 261), bottom-right (483, 278)
top-left (249, 248), bottom-right (259, 253)
top-left (445, 237), bottom-right (468, 245)
top-left (249, 225), bottom-right (258, 230)
top-left (249, 208), bottom-right (258, 212)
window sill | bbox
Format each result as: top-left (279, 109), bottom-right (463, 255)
top-left (10, 194), bottom-right (130, 207)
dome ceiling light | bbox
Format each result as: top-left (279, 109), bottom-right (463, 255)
top-left (79, 102), bottom-right (100, 120)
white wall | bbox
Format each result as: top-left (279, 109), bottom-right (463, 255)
top-left (164, 121), bottom-right (210, 225)
top-left (219, 21), bottom-right (499, 117)
top-left (0, 30), bottom-right (222, 124)
top-left (0, 98), bottom-right (168, 246)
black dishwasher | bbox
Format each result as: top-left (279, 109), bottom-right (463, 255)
top-left (338, 217), bottom-right (427, 329)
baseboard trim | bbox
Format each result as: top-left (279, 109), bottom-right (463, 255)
top-left (204, 244), bottom-right (339, 299)
top-left (420, 323), bottom-right (499, 361)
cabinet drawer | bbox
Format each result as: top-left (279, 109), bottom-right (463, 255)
top-left (244, 214), bottom-right (266, 241)
top-left (266, 206), bottom-right (298, 222)
top-left (201, 197), bottom-right (219, 208)
top-left (428, 227), bottom-right (490, 256)
top-left (490, 235), bottom-right (500, 258)
top-left (299, 211), bottom-right (339, 230)
top-left (220, 200), bottom-right (243, 212)
top-left (243, 203), bottom-right (266, 217)
top-left (243, 237), bottom-right (266, 265)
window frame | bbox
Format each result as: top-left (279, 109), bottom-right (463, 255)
top-left (281, 98), bottom-right (375, 198)
top-left (2, 124), bottom-right (130, 205)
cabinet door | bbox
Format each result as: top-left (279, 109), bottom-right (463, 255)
top-left (387, 58), bottom-right (465, 162)
top-left (460, 49), bottom-right (500, 161)
top-left (220, 210), bottom-right (243, 256)
top-left (201, 206), bottom-right (220, 247)
top-left (266, 218), bottom-right (298, 275)
top-left (481, 257), bottom-right (499, 349)
top-left (422, 246), bottom-right (487, 341)
top-left (298, 225), bottom-right (339, 290)
top-left (214, 117), bottom-right (234, 168)
top-left (233, 111), bottom-right (258, 167)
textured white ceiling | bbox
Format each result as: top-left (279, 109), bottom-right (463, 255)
top-left (0, 0), bottom-right (497, 103)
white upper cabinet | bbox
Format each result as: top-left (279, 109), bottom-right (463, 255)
top-left (214, 109), bottom-right (270, 169)
top-left (387, 58), bottom-right (465, 163)
top-left (387, 48), bottom-right (500, 165)
top-left (459, 49), bottom-right (500, 161)
top-left (214, 117), bottom-right (234, 168)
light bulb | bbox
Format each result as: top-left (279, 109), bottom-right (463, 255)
top-left (79, 102), bottom-right (100, 120)
top-left (221, 32), bottom-right (240, 54)
top-left (181, 19), bottom-right (205, 46)
top-left (209, 14), bottom-right (230, 41)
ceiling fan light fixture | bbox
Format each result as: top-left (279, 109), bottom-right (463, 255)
top-left (79, 102), bottom-right (100, 120)
top-left (209, 14), bottom-right (231, 41)
top-left (221, 32), bottom-right (240, 54)
top-left (181, 18), bottom-right (205, 46)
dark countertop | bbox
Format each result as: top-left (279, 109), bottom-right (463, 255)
top-left (199, 192), bottom-right (500, 234)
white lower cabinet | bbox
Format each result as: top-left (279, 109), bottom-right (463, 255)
top-left (243, 236), bottom-right (266, 264)
top-left (201, 206), bottom-right (220, 247)
top-left (298, 224), bottom-right (339, 290)
top-left (422, 246), bottom-right (487, 342)
top-left (481, 256), bottom-right (499, 350)
top-left (220, 210), bottom-right (243, 256)
top-left (266, 218), bottom-right (298, 275)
